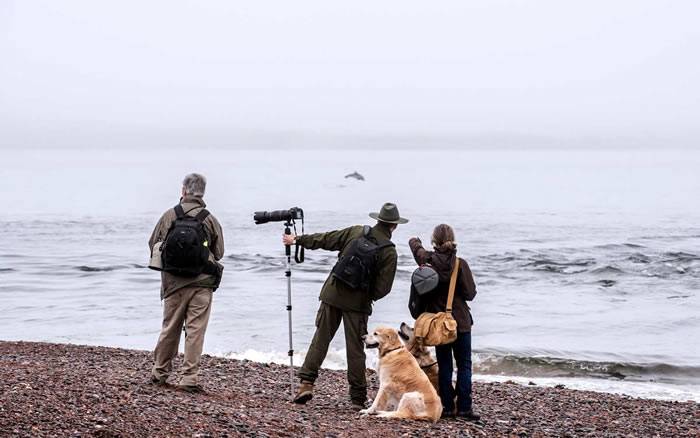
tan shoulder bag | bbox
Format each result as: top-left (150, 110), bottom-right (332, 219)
top-left (414, 256), bottom-right (459, 346)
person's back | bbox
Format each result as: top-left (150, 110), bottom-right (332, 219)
top-left (285, 203), bottom-right (407, 409)
top-left (149, 173), bottom-right (224, 393)
top-left (409, 224), bottom-right (480, 421)
top-left (408, 239), bottom-right (476, 331)
top-left (301, 224), bottom-right (398, 314)
top-left (149, 197), bottom-right (224, 300)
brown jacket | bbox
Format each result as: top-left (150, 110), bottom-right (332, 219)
top-left (409, 238), bottom-right (476, 332)
top-left (149, 196), bottom-right (225, 299)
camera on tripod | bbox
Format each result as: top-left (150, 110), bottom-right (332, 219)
top-left (252, 206), bottom-right (306, 398)
top-left (253, 207), bottom-right (303, 225)
top-left (253, 207), bottom-right (305, 264)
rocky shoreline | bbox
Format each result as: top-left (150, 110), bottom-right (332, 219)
top-left (1, 341), bottom-right (698, 437)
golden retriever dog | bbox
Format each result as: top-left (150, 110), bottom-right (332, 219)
top-left (361, 326), bottom-right (442, 422)
top-left (398, 322), bottom-right (439, 392)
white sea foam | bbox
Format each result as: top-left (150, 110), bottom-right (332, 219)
top-left (474, 374), bottom-right (700, 403)
top-left (214, 348), bottom-right (700, 402)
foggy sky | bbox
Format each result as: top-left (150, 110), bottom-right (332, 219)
top-left (1, 1), bottom-right (699, 149)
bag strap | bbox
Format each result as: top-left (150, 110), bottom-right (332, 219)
top-left (375, 241), bottom-right (395, 250)
top-left (194, 209), bottom-right (210, 223)
top-left (363, 225), bottom-right (395, 249)
top-left (174, 204), bottom-right (186, 219)
top-left (446, 255), bottom-right (460, 313)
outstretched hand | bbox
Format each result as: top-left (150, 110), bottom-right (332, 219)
top-left (282, 234), bottom-right (297, 246)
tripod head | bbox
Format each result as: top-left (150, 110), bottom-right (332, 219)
top-left (253, 207), bottom-right (305, 263)
top-left (284, 220), bottom-right (304, 263)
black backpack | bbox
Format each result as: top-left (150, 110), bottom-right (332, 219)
top-left (331, 226), bottom-right (395, 292)
top-left (162, 205), bottom-right (213, 277)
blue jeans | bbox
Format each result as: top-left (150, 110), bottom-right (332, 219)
top-left (435, 331), bottom-right (472, 413)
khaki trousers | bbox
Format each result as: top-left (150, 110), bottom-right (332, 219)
top-left (298, 302), bottom-right (369, 402)
top-left (152, 286), bottom-right (213, 386)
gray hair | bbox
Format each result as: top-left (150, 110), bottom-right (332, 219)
top-left (182, 173), bottom-right (207, 197)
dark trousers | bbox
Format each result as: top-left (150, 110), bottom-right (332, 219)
top-left (298, 302), bottom-right (369, 402)
top-left (435, 331), bottom-right (473, 413)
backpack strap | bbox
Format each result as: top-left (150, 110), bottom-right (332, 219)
top-left (173, 204), bottom-right (186, 219)
top-left (375, 241), bottom-right (396, 250)
top-left (194, 209), bottom-right (210, 223)
top-left (445, 255), bottom-right (460, 313)
top-left (364, 225), bottom-right (395, 249)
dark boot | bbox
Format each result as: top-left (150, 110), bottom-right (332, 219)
top-left (177, 384), bottom-right (205, 394)
top-left (350, 397), bottom-right (367, 411)
top-left (457, 408), bottom-right (481, 422)
top-left (150, 375), bottom-right (168, 386)
top-left (441, 410), bottom-right (456, 419)
top-left (293, 380), bottom-right (314, 404)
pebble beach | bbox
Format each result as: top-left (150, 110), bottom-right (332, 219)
top-left (1, 341), bottom-right (698, 437)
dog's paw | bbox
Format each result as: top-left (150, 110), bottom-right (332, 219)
top-left (359, 408), bottom-right (373, 416)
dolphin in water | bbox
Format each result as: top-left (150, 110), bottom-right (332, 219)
top-left (344, 171), bottom-right (365, 181)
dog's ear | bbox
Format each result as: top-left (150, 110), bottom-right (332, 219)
top-left (385, 329), bottom-right (403, 348)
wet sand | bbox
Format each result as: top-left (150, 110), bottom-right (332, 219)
top-left (1, 341), bottom-right (698, 437)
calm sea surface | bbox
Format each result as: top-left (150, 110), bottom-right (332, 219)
top-left (1, 147), bottom-right (698, 401)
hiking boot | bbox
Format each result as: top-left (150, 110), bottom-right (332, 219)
top-left (441, 410), bottom-right (456, 419)
top-left (150, 375), bottom-right (167, 386)
top-left (177, 384), bottom-right (205, 394)
top-left (350, 398), bottom-right (367, 411)
top-left (457, 409), bottom-right (481, 422)
top-left (293, 380), bottom-right (314, 404)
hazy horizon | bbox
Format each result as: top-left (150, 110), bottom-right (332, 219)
top-left (2, 1), bottom-right (699, 149)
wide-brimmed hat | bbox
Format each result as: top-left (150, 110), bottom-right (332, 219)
top-left (369, 202), bottom-right (409, 224)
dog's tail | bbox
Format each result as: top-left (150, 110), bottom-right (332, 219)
top-left (375, 411), bottom-right (437, 423)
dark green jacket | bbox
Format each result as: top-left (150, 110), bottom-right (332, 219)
top-left (296, 224), bottom-right (398, 314)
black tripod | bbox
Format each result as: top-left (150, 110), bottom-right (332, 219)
top-left (283, 221), bottom-right (304, 399)
top-left (253, 207), bottom-right (305, 399)
top-left (284, 222), bottom-right (295, 399)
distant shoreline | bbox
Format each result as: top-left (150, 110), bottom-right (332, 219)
top-left (1, 341), bottom-right (697, 437)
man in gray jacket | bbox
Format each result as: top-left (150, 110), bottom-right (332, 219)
top-left (148, 173), bottom-right (224, 393)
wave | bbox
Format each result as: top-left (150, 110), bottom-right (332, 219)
top-left (594, 243), bottom-right (646, 250)
top-left (220, 240), bottom-right (700, 281)
top-left (590, 265), bottom-right (624, 275)
top-left (472, 351), bottom-right (700, 386)
top-left (75, 264), bottom-right (145, 272)
top-left (217, 346), bottom-right (700, 388)
top-left (477, 245), bottom-right (698, 280)
top-left (662, 251), bottom-right (700, 263)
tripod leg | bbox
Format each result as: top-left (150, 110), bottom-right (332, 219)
top-left (285, 224), bottom-right (295, 399)
top-left (287, 264), bottom-right (294, 399)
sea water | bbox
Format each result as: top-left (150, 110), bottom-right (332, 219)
top-left (0, 147), bottom-right (698, 402)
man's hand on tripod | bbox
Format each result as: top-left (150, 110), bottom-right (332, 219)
top-left (282, 234), bottom-right (297, 246)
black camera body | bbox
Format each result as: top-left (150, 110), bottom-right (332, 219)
top-left (254, 207), bottom-right (304, 225)
top-left (254, 207), bottom-right (305, 263)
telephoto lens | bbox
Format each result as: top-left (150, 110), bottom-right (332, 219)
top-left (253, 208), bottom-right (303, 225)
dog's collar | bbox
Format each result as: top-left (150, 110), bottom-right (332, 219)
top-left (380, 346), bottom-right (404, 358)
top-left (420, 361), bottom-right (438, 370)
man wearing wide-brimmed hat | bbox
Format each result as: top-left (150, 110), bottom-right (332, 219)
top-left (282, 203), bottom-right (408, 409)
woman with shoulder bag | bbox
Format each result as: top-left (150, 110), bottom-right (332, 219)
top-left (408, 224), bottom-right (479, 420)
